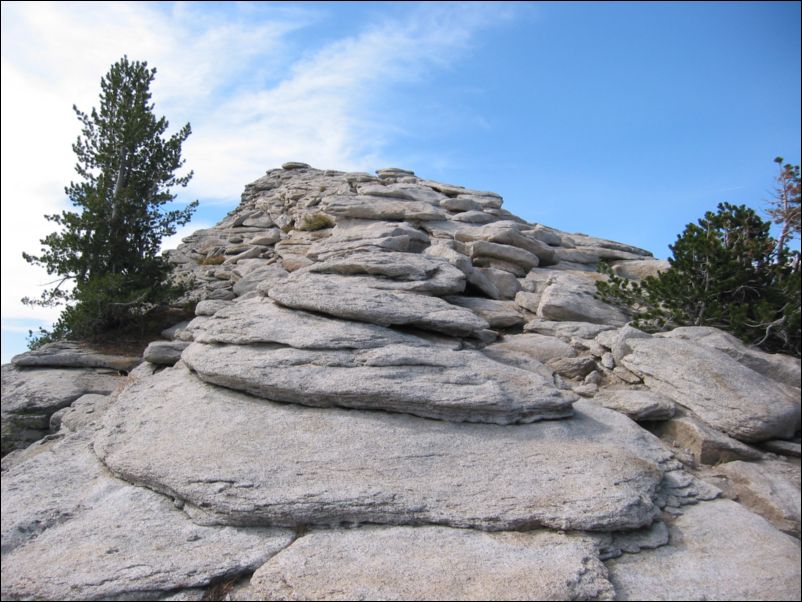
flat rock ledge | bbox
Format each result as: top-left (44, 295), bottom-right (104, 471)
top-left (181, 296), bottom-right (574, 424)
top-left (250, 526), bottom-right (615, 601)
top-left (1, 430), bottom-right (293, 601)
top-left (95, 364), bottom-right (674, 532)
top-left (266, 273), bottom-right (490, 338)
top-left (181, 341), bottom-right (575, 425)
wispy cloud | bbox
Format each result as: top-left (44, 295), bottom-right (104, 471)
top-left (1, 1), bottom-right (515, 329)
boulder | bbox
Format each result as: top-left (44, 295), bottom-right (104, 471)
top-left (451, 209), bottom-right (497, 224)
top-left (443, 296), bottom-right (524, 328)
top-left (606, 499), bottom-right (801, 601)
top-left (595, 389), bottom-right (676, 422)
top-left (524, 319), bottom-right (617, 340)
top-left (659, 326), bottom-right (802, 390)
top-left (760, 439), bottom-right (801, 458)
top-left (648, 411), bottom-right (765, 466)
top-left (621, 337), bottom-right (800, 442)
top-left (192, 296), bottom-right (433, 349)
top-left (1, 364), bottom-right (122, 454)
top-left (357, 182), bottom-right (446, 204)
top-left (143, 340), bottom-right (190, 366)
top-left (455, 221), bottom-right (556, 264)
top-left (322, 195), bottom-right (447, 221)
top-left (708, 460), bottom-right (800, 537)
top-left (303, 251), bottom-right (466, 295)
top-left (536, 273), bottom-right (629, 325)
top-left (232, 264), bottom-right (288, 296)
top-left (611, 258), bottom-right (671, 280)
top-left (472, 267), bottom-right (521, 299)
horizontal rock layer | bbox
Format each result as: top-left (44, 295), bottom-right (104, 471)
top-left (251, 526), bottom-right (614, 601)
top-left (95, 364), bottom-right (674, 532)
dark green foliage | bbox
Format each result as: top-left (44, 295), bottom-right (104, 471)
top-left (597, 202), bottom-right (800, 357)
top-left (23, 56), bottom-right (197, 346)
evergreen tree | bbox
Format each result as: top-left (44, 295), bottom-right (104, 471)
top-left (766, 157), bottom-right (801, 257)
top-left (597, 200), bottom-right (801, 357)
top-left (23, 56), bottom-right (198, 345)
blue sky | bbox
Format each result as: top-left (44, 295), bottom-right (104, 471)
top-left (2, 1), bottom-right (800, 363)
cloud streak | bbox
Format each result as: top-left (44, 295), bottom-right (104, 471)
top-left (1, 1), bottom-right (513, 332)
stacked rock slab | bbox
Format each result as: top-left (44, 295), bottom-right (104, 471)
top-left (1, 342), bottom-right (137, 455)
top-left (2, 163), bottom-right (800, 601)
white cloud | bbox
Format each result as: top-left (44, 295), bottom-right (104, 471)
top-left (1, 1), bottom-right (513, 338)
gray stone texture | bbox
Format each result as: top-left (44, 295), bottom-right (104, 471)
top-left (265, 273), bottom-right (489, 337)
top-left (596, 389), bottom-right (676, 422)
top-left (621, 337), bottom-right (800, 442)
top-left (95, 365), bottom-right (673, 532)
top-left (1, 431), bottom-right (293, 601)
top-left (6, 164), bottom-right (801, 602)
top-left (11, 340), bottom-right (141, 372)
top-left (2, 364), bottom-right (122, 454)
top-left (182, 341), bottom-right (575, 424)
top-left (709, 459), bottom-right (800, 537)
top-left (606, 499), bottom-right (801, 601)
top-left (251, 526), bottom-right (614, 601)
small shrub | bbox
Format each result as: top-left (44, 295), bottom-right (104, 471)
top-left (297, 212), bottom-right (334, 231)
top-left (198, 255), bottom-right (225, 265)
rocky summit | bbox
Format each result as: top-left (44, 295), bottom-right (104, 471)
top-left (2, 163), bottom-right (800, 601)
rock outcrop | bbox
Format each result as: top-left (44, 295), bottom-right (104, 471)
top-left (2, 163), bottom-right (800, 601)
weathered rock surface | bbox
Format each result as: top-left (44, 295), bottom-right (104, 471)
top-left (1, 431), bottom-right (293, 601)
top-left (659, 326), bottom-right (802, 390)
top-left (760, 438), bottom-right (802, 458)
top-left (443, 296), bottom-right (524, 328)
top-left (11, 341), bottom-right (141, 372)
top-left (143, 340), bottom-right (190, 366)
top-left (482, 333), bottom-right (577, 368)
top-left (525, 319), bottom-right (617, 340)
top-left (4, 164), bottom-right (800, 601)
top-left (1, 364), bottom-right (122, 454)
top-left (190, 296), bottom-right (431, 349)
top-left (611, 258), bottom-right (670, 280)
top-left (606, 499), bottom-right (801, 601)
top-left (96, 364), bottom-right (673, 532)
top-left (621, 337), bottom-right (800, 442)
top-left (322, 195), bottom-right (447, 221)
top-left (537, 272), bottom-right (630, 325)
top-left (266, 273), bottom-right (490, 337)
top-left (251, 526), bottom-right (614, 601)
top-left (303, 251), bottom-right (466, 295)
top-left (596, 389), bottom-right (676, 422)
top-left (182, 341), bottom-right (575, 424)
top-left (649, 410), bottom-right (765, 466)
top-left (707, 460), bottom-right (801, 537)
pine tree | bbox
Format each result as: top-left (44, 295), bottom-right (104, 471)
top-left (597, 201), bottom-right (801, 357)
top-left (22, 56), bottom-right (198, 345)
top-left (766, 157), bottom-right (801, 258)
